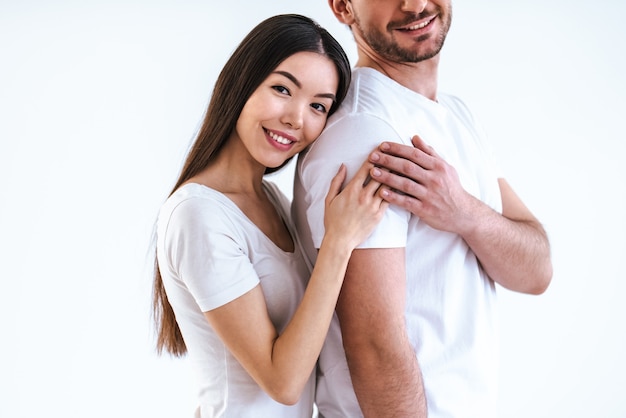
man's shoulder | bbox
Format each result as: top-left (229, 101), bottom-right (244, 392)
top-left (316, 69), bottom-right (407, 146)
top-left (305, 110), bottom-right (401, 167)
top-left (327, 71), bottom-right (392, 121)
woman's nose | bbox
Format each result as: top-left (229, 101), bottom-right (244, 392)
top-left (281, 105), bottom-right (304, 130)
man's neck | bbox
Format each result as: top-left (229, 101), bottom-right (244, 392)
top-left (356, 54), bottom-right (439, 101)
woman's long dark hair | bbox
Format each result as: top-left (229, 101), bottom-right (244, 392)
top-left (152, 14), bottom-right (351, 356)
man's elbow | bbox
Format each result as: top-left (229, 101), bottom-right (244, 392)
top-left (528, 261), bottom-right (553, 295)
top-left (342, 330), bottom-right (410, 373)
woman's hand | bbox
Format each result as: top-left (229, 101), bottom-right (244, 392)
top-left (323, 160), bottom-right (389, 250)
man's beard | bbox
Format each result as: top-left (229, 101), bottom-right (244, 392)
top-left (355, 11), bottom-right (452, 63)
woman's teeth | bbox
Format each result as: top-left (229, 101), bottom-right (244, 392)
top-left (268, 131), bottom-right (293, 145)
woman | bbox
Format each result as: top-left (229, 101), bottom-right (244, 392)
top-left (152, 14), bottom-right (388, 417)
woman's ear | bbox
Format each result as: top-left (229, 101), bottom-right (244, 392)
top-left (328, 0), bottom-right (356, 25)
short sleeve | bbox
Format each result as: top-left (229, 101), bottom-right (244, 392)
top-left (163, 197), bottom-right (259, 312)
top-left (299, 113), bottom-right (410, 250)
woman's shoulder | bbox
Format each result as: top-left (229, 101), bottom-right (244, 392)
top-left (159, 183), bottom-right (242, 233)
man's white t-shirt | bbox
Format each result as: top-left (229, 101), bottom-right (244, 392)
top-left (293, 67), bottom-right (502, 418)
top-left (157, 181), bottom-right (314, 418)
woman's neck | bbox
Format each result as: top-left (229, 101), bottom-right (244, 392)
top-left (188, 141), bottom-right (266, 198)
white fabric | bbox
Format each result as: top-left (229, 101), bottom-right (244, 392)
top-left (157, 181), bottom-right (314, 418)
top-left (293, 67), bottom-right (502, 418)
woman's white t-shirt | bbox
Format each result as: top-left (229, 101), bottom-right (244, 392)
top-left (157, 181), bottom-right (314, 418)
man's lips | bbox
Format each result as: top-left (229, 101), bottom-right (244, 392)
top-left (398, 15), bottom-right (436, 31)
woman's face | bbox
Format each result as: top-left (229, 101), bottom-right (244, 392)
top-left (235, 51), bottom-right (340, 169)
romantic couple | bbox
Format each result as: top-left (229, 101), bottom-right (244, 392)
top-left (152, 2), bottom-right (552, 417)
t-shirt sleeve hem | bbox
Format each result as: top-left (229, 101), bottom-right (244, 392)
top-left (195, 277), bottom-right (260, 312)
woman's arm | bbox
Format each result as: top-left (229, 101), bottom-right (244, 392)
top-left (204, 161), bottom-right (388, 405)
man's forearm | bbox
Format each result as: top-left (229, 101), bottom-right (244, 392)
top-left (463, 206), bottom-right (552, 294)
top-left (368, 140), bottom-right (553, 294)
top-left (344, 337), bottom-right (427, 417)
top-left (462, 179), bottom-right (552, 294)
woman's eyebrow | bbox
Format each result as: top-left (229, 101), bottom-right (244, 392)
top-left (274, 70), bottom-right (301, 88)
top-left (316, 92), bottom-right (336, 101)
top-left (273, 70), bottom-right (336, 101)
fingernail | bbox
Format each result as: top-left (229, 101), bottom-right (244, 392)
top-left (381, 189), bottom-right (390, 197)
top-left (370, 152), bottom-right (380, 161)
top-left (372, 168), bottom-right (381, 177)
top-left (380, 142), bottom-right (390, 150)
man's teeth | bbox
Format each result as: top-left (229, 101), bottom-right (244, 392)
top-left (407, 18), bottom-right (432, 30)
top-left (269, 131), bottom-right (293, 145)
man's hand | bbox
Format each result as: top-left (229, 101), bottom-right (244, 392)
top-left (369, 134), bottom-right (477, 236)
top-left (369, 134), bottom-right (552, 294)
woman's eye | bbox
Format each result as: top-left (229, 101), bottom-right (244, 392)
top-left (272, 85), bottom-right (290, 95)
top-left (311, 103), bottom-right (328, 113)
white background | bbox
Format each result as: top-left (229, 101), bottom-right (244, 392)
top-left (1, 1), bottom-right (624, 417)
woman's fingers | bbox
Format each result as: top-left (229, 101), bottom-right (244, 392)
top-left (325, 163), bottom-right (347, 208)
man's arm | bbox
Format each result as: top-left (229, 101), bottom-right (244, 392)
top-left (369, 135), bottom-right (553, 294)
top-left (336, 247), bottom-right (427, 417)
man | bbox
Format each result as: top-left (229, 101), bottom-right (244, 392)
top-left (292, 0), bottom-right (553, 417)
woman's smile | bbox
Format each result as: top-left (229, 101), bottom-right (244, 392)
top-left (235, 51), bottom-right (339, 169)
top-left (265, 128), bottom-right (296, 148)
